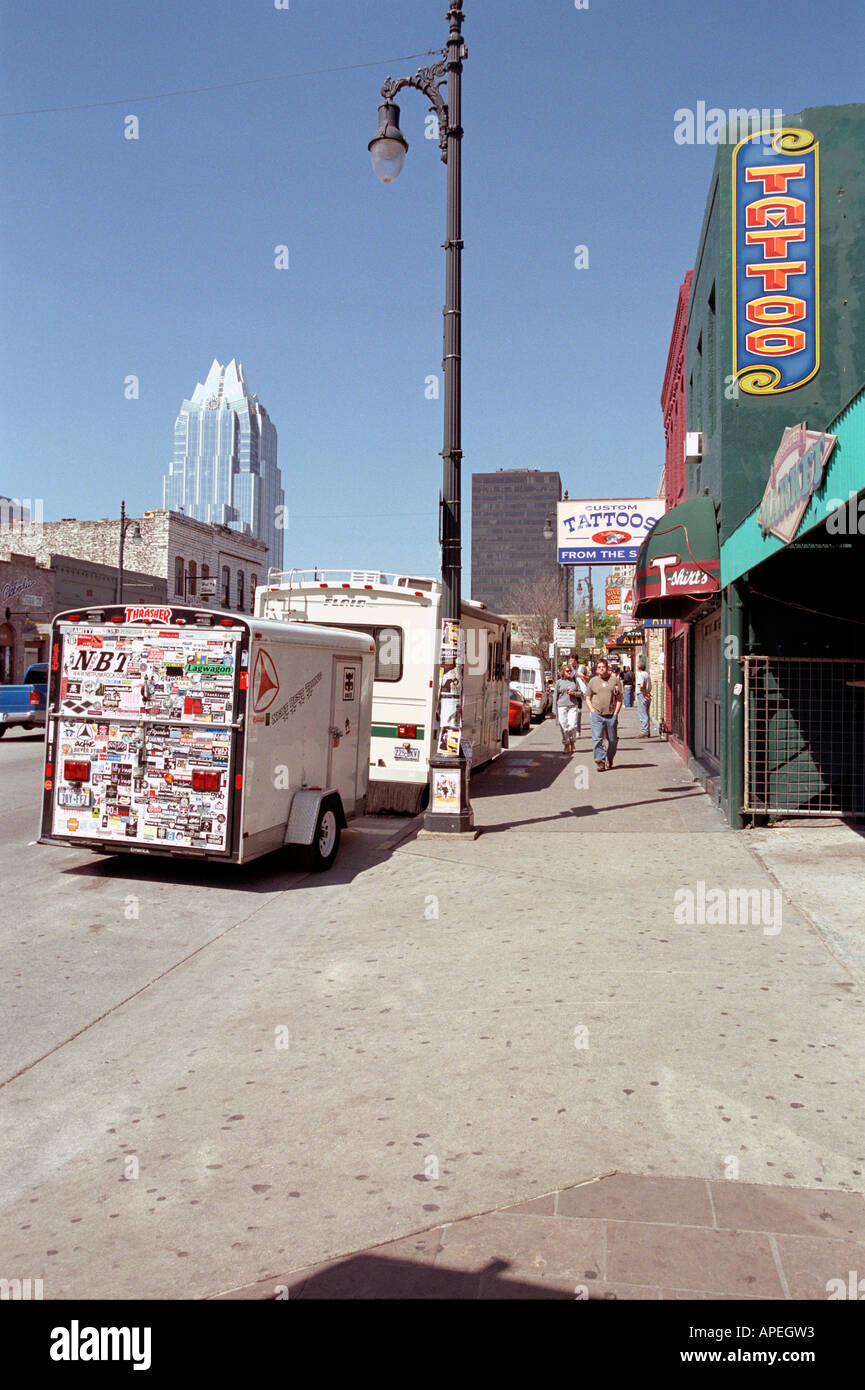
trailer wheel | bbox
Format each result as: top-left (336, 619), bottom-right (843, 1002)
top-left (0, 726), bottom-right (6, 738)
top-left (300, 803), bottom-right (341, 872)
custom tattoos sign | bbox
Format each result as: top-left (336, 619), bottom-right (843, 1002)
top-left (732, 128), bottom-right (820, 396)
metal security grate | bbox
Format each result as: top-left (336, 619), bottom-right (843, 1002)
top-left (744, 656), bottom-right (865, 816)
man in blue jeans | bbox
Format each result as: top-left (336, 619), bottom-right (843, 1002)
top-left (585, 657), bottom-right (624, 771)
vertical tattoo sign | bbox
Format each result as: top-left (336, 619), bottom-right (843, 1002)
top-left (732, 128), bottom-right (820, 395)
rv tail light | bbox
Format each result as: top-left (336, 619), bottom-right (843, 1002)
top-left (319, 583), bottom-right (328, 588)
top-left (398, 724), bottom-right (417, 739)
top-left (65, 614), bottom-right (82, 623)
top-left (192, 770), bottom-right (221, 792)
top-left (110, 615), bottom-right (124, 623)
top-left (341, 583), bottom-right (350, 588)
top-left (239, 673), bottom-right (249, 689)
top-left (45, 761), bottom-right (53, 778)
top-left (219, 619), bottom-right (235, 627)
top-left (64, 760), bottom-right (91, 781)
top-left (364, 585), bottom-right (373, 590)
top-left (29, 689), bottom-right (40, 706)
top-left (235, 774), bottom-right (243, 790)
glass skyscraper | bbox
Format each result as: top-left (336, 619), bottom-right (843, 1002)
top-left (162, 359), bottom-right (284, 571)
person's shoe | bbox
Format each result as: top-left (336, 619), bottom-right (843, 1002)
top-left (595, 760), bottom-right (606, 772)
top-left (606, 757), bottom-right (614, 769)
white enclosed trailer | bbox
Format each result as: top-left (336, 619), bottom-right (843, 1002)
top-left (256, 570), bottom-right (510, 813)
top-left (39, 603), bottom-right (375, 870)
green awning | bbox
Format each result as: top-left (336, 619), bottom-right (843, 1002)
top-left (633, 496), bottom-right (721, 619)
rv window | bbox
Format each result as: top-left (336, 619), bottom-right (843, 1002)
top-left (376, 627), bottom-right (402, 682)
top-left (311, 623), bottom-right (404, 682)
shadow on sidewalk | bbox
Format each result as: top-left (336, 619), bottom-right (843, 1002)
top-left (226, 1251), bottom-right (579, 1300)
top-left (471, 790), bottom-right (709, 833)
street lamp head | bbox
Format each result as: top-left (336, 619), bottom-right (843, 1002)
top-left (369, 101), bottom-right (408, 182)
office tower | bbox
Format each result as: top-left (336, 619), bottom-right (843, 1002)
top-left (471, 469), bottom-right (571, 617)
top-left (163, 359), bottom-right (284, 571)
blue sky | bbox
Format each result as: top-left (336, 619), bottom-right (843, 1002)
top-left (1, 0), bottom-right (862, 587)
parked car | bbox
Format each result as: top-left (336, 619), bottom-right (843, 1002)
top-left (0, 663), bottom-right (48, 736)
top-left (509, 654), bottom-right (551, 722)
top-left (508, 685), bottom-right (531, 733)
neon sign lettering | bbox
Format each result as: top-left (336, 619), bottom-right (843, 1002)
top-left (732, 129), bottom-right (819, 395)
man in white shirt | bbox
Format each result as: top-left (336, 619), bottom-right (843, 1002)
top-left (635, 657), bottom-right (652, 737)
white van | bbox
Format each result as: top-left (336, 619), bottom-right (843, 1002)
top-left (39, 602), bottom-right (375, 871)
top-left (257, 569), bottom-right (510, 813)
top-left (509, 653), bottom-right (550, 722)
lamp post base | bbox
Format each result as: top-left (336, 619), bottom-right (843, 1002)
top-left (422, 753), bottom-right (475, 834)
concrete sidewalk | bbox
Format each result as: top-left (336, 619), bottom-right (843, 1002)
top-left (216, 711), bottom-right (865, 1300)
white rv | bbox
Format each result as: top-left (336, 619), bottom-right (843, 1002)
top-left (256, 570), bottom-right (511, 813)
top-left (509, 653), bottom-right (552, 722)
top-left (39, 603), bottom-right (375, 870)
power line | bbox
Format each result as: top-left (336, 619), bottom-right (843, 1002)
top-left (0, 51), bottom-right (440, 119)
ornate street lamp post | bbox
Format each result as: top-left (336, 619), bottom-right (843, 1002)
top-left (369, 3), bottom-right (472, 833)
top-left (117, 500), bottom-right (141, 605)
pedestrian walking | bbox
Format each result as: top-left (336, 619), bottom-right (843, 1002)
top-left (573, 663), bottom-right (590, 738)
top-left (555, 663), bottom-right (579, 754)
top-left (621, 664), bottom-right (635, 708)
top-left (635, 657), bottom-right (652, 737)
top-left (585, 657), bottom-right (624, 771)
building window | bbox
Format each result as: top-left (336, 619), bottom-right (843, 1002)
top-left (175, 556), bottom-right (185, 596)
top-left (250, 573), bottom-right (258, 608)
top-left (222, 566), bottom-right (231, 607)
top-left (237, 570), bottom-right (245, 611)
top-left (187, 560), bottom-right (197, 597)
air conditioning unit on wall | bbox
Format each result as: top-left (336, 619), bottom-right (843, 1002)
top-left (684, 432), bottom-right (703, 466)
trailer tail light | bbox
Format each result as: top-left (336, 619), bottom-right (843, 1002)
top-left (239, 672), bottom-right (249, 689)
top-left (45, 762), bottom-right (53, 779)
top-left (364, 584), bottom-right (373, 590)
top-left (235, 774), bottom-right (243, 790)
top-left (192, 770), bottom-right (221, 792)
top-left (29, 689), bottom-right (40, 706)
top-left (64, 760), bottom-right (91, 782)
top-left (397, 724), bottom-right (417, 739)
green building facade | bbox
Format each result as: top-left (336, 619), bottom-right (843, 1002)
top-left (652, 104), bottom-right (865, 825)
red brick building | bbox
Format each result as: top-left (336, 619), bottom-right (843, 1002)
top-left (660, 272), bottom-right (693, 762)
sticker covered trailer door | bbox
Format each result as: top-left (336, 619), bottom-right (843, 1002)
top-left (41, 607), bottom-right (245, 857)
